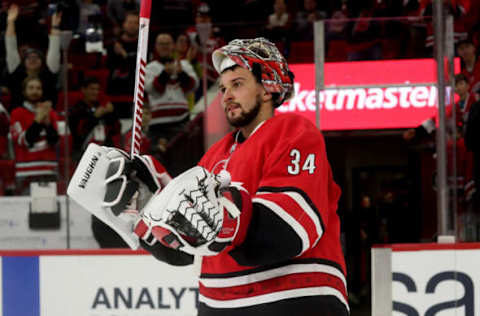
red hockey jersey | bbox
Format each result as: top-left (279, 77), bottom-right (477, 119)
top-left (10, 103), bottom-right (59, 178)
top-left (197, 114), bottom-right (347, 311)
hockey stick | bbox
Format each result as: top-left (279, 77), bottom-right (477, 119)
top-left (130, 0), bottom-right (152, 158)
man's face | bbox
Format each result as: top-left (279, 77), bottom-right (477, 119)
top-left (455, 80), bottom-right (469, 97)
top-left (24, 79), bottom-right (43, 103)
top-left (219, 66), bottom-right (264, 128)
top-left (123, 14), bottom-right (139, 37)
top-left (155, 34), bottom-right (174, 58)
top-left (274, 0), bottom-right (286, 13)
top-left (24, 53), bottom-right (42, 72)
top-left (304, 0), bottom-right (317, 11)
top-left (195, 14), bottom-right (211, 24)
top-left (176, 34), bottom-right (189, 55)
top-left (457, 43), bottom-right (475, 60)
top-left (142, 108), bottom-right (152, 128)
top-left (82, 83), bottom-right (100, 103)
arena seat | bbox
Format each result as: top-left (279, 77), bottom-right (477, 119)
top-left (56, 91), bottom-right (83, 114)
top-left (82, 69), bottom-right (110, 89)
top-left (289, 41), bottom-right (314, 63)
top-left (326, 39), bottom-right (350, 62)
top-left (69, 53), bottom-right (103, 69)
top-left (0, 160), bottom-right (15, 195)
top-left (0, 93), bottom-right (11, 111)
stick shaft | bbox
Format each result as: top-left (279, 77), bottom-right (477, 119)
top-left (130, 0), bottom-right (151, 158)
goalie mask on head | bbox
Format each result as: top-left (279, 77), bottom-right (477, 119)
top-left (212, 37), bottom-right (295, 107)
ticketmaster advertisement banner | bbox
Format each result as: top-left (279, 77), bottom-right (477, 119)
top-left (277, 59), bottom-right (460, 131)
top-left (2, 254), bottom-right (199, 316)
top-left (392, 248), bottom-right (480, 316)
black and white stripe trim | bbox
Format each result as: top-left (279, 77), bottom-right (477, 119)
top-left (256, 186), bottom-right (324, 247)
top-left (199, 261), bottom-right (346, 289)
top-left (252, 197), bottom-right (309, 254)
top-left (199, 287), bottom-right (349, 311)
top-left (201, 258), bottom-right (345, 279)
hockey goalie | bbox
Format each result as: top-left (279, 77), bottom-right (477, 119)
top-left (68, 37), bottom-right (349, 316)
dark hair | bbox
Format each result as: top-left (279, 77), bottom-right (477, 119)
top-left (455, 73), bottom-right (469, 85)
top-left (457, 38), bottom-right (475, 48)
top-left (81, 77), bottom-right (100, 88)
top-left (23, 48), bottom-right (44, 61)
top-left (124, 10), bottom-right (140, 21)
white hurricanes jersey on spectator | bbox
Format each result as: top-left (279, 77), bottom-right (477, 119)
top-left (145, 59), bottom-right (199, 125)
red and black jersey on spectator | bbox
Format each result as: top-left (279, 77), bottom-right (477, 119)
top-left (0, 103), bottom-right (10, 158)
top-left (9, 102), bottom-right (59, 179)
top-left (124, 129), bottom-right (152, 155)
top-left (422, 0), bottom-right (473, 49)
top-left (419, 92), bottom-right (476, 135)
top-left (464, 62), bottom-right (480, 98)
top-left (197, 114), bottom-right (348, 312)
top-left (68, 99), bottom-right (122, 162)
top-left (106, 36), bottom-right (138, 95)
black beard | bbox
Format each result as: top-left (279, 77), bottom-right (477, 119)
top-left (227, 95), bottom-right (262, 128)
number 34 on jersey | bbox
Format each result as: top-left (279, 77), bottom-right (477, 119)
top-left (287, 149), bottom-right (317, 175)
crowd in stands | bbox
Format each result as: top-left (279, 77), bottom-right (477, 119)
top-left (0, 1), bottom-right (479, 310)
top-left (0, 0), bottom-right (479, 196)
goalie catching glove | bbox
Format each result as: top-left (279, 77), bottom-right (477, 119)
top-left (135, 166), bottom-right (252, 257)
top-left (67, 143), bottom-right (168, 249)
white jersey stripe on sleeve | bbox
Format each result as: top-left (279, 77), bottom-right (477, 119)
top-left (252, 197), bottom-right (309, 255)
top-left (257, 191), bottom-right (324, 246)
top-left (199, 263), bottom-right (347, 289)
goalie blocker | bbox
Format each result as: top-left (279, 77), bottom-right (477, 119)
top-left (67, 143), bottom-right (252, 259)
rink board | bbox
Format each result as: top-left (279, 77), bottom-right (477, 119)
top-left (372, 243), bottom-right (480, 316)
top-left (0, 251), bottom-right (199, 316)
top-left (0, 196), bottom-right (97, 249)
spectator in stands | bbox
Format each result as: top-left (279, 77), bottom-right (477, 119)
top-left (465, 98), bottom-right (480, 222)
top-left (404, 73), bottom-right (475, 142)
top-left (325, 3), bottom-right (348, 41)
top-left (106, 10), bottom-right (139, 96)
top-left (124, 102), bottom-right (153, 155)
top-left (0, 102), bottom-right (10, 159)
top-left (174, 33), bottom-right (200, 109)
top-left (265, 0), bottom-right (292, 42)
top-left (455, 73), bottom-right (477, 118)
top-left (77, 0), bottom-right (102, 36)
top-left (145, 32), bottom-right (199, 143)
top-left (107, 0), bottom-right (139, 36)
top-left (346, 0), bottom-right (383, 61)
top-left (175, 33), bottom-right (200, 78)
top-left (123, 102), bottom-right (169, 165)
top-left (421, 0), bottom-right (471, 56)
top-left (294, 0), bottom-right (327, 41)
top-left (10, 76), bottom-right (59, 195)
top-left (186, 2), bottom-right (225, 86)
top-left (2, 0), bottom-right (49, 49)
top-left (457, 38), bottom-right (480, 97)
top-left (4, 4), bottom-right (61, 110)
top-left (68, 77), bottom-right (122, 163)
